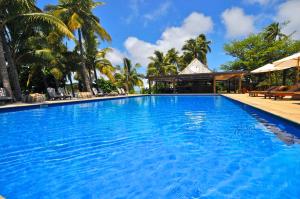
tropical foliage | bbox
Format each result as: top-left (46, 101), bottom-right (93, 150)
top-left (0, 0), bottom-right (74, 100)
top-left (95, 78), bottom-right (116, 93)
top-left (0, 0), bottom-right (137, 101)
top-left (45, 0), bottom-right (111, 93)
top-left (115, 58), bottom-right (144, 94)
top-left (222, 23), bottom-right (300, 88)
top-left (182, 34), bottom-right (211, 65)
top-left (147, 34), bottom-right (212, 76)
top-left (222, 23), bottom-right (300, 72)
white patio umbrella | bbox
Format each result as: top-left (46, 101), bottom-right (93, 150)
top-left (273, 52), bottom-right (300, 68)
top-left (251, 63), bottom-right (277, 73)
top-left (273, 52), bottom-right (300, 83)
top-left (251, 63), bottom-right (278, 85)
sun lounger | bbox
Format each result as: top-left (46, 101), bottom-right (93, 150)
top-left (121, 88), bottom-right (127, 95)
top-left (0, 88), bottom-right (13, 104)
top-left (58, 87), bottom-right (72, 99)
top-left (47, 87), bottom-right (62, 100)
top-left (264, 86), bottom-right (288, 99)
top-left (108, 91), bottom-right (118, 96)
top-left (248, 86), bottom-right (277, 97)
top-left (268, 84), bottom-right (300, 100)
top-left (117, 88), bottom-right (126, 95)
top-left (92, 87), bottom-right (105, 97)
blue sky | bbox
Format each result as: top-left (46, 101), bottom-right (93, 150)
top-left (37, 0), bottom-right (300, 74)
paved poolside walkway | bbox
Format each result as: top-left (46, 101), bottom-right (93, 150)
top-left (223, 94), bottom-right (300, 125)
top-left (0, 94), bottom-right (147, 110)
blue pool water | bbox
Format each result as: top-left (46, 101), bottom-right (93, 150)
top-left (0, 95), bottom-right (300, 198)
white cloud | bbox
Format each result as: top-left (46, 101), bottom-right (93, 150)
top-left (106, 48), bottom-right (126, 66)
top-left (124, 37), bottom-right (156, 66)
top-left (143, 1), bottom-right (172, 24)
top-left (276, 0), bottom-right (300, 39)
top-left (221, 7), bottom-right (255, 38)
top-left (124, 12), bottom-right (214, 65)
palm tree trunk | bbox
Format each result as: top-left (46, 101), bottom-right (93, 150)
top-left (68, 72), bottom-right (75, 97)
top-left (1, 31), bottom-right (22, 101)
top-left (93, 64), bottom-right (98, 81)
top-left (0, 29), bottom-right (13, 99)
top-left (93, 64), bottom-right (98, 89)
top-left (78, 29), bottom-right (92, 92)
top-left (42, 75), bottom-right (48, 91)
top-left (87, 64), bottom-right (92, 82)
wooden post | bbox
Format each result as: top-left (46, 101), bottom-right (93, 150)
top-left (238, 75), bottom-right (242, 93)
top-left (296, 58), bottom-right (300, 84)
top-left (282, 70), bottom-right (287, 85)
top-left (297, 67), bottom-right (300, 84)
top-left (148, 79), bottom-right (152, 94)
top-left (228, 79), bottom-right (231, 93)
top-left (213, 76), bottom-right (216, 93)
top-left (172, 79), bottom-right (176, 94)
top-left (233, 78), bottom-right (237, 93)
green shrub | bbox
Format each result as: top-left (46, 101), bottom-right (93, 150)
top-left (96, 78), bottom-right (117, 93)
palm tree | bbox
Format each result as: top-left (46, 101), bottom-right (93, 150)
top-left (95, 48), bottom-right (115, 82)
top-left (148, 51), bottom-right (165, 76)
top-left (147, 50), bottom-right (177, 77)
top-left (196, 34), bottom-right (211, 65)
top-left (165, 48), bottom-right (180, 72)
top-left (0, 0), bottom-right (73, 100)
top-left (182, 39), bottom-right (198, 59)
top-left (115, 58), bottom-right (143, 93)
top-left (45, 0), bottom-right (111, 93)
top-left (22, 32), bottom-right (70, 92)
top-left (182, 34), bottom-right (211, 65)
top-left (264, 22), bottom-right (287, 41)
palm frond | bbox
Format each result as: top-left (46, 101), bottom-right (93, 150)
top-left (3, 13), bottom-right (75, 39)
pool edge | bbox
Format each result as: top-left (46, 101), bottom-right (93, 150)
top-left (222, 94), bottom-right (300, 126)
top-left (0, 95), bottom-right (149, 113)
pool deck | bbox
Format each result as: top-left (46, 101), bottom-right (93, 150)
top-left (222, 94), bottom-right (300, 125)
top-left (0, 94), bottom-right (147, 111)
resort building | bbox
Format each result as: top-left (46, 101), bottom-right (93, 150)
top-left (147, 59), bottom-right (245, 94)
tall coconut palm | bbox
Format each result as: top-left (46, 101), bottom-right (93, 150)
top-left (115, 58), bottom-right (143, 93)
top-left (95, 48), bottom-right (115, 81)
top-left (182, 34), bottom-right (211, 65)
top-left (147, 50), bottom-right (177, 77)
top-left (196, 34), bottom-right (211, 65)
top-left (264, 22), bottom-right (287, 41)
top-left (165, 48), bottom-right (180, 72)
top-left (0, 0), bottom-right (74, 100)
top-left (45, 0), bottom-right (111, 93)
top-left (22, 31), bottom-right (70, 92)
top-left (148, 51), bottom-right (165, 76)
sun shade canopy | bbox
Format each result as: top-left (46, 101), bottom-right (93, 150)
top-left (273, 52), bottom-right (300, 69)
top-left (251, 61), bottom-right (297, 74)
top-left (251, 64), bottom-right (278, 73)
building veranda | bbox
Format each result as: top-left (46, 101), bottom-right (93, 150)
top-left (147, 59), bottom-right (246, 94)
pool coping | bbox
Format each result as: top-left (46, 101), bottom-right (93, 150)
top-left (221, 94), bottom-right (300, 126)
top-left (0, 94), bottom-right (149, 113)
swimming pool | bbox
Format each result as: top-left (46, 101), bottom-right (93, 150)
top-left (0, 95), bottom-right (300, 198)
